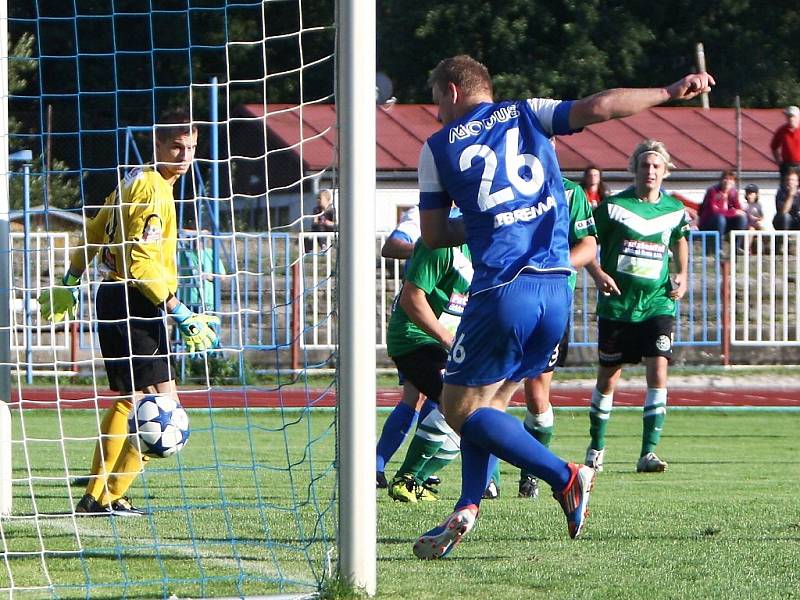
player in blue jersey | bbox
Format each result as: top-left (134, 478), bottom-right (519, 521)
top-left (412, 55), bottom-right (715, 559)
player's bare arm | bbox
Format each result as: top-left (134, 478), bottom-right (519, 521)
top-left (668, 237), bottom-right (689, 300)
top-left (381, 237), bottom-right (415, 259)
top-left (420, 206), bottom-right (465, 249)
top-left (569, 72), bottom-right (716, 130)
top-left (569, 235), bottom-right (597, 271)
top-left (398, 282), bottom-right (454, 350)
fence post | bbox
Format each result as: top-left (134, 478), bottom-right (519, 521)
top-left (291, 260), bottom-right (300, 371)
top-left (721, 260), bottom-right (730, 366)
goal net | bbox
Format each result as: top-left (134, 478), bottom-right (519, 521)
top-left (1, 1), bottom-right (347, 597)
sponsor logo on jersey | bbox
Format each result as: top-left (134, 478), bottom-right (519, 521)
top-left (655, 334), bottom-right (672, 352)
top-left (575, 216), bottom-right (594, 231)
top-left (448, 105), bottom-right (519, 144)
top-left (142, 214), bottom-right (163, 242)
top-left (493, 195), bottom-right (556, 228)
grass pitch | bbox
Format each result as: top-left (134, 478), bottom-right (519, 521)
top-left (1, 408), bottom-right (797, 599)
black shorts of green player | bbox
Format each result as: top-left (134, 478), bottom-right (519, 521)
top-left (597, 315), bottom-right (675, 367)
top-left (391, 344), bottom-right (449, 403)
top-left (542, 319), bottom-right (571, 374)
top-left (96, 281), bottom-right (173, 393)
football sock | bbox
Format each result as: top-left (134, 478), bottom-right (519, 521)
top-left (394, 407), bottom-right (453, 479)
top-left (489, 460), bottom-right (501, 487)
top-left (101, 441), bottom-right (149, 505)
top-left (86, 398), bottom-right (133, 501)
top-left (376, 401), bottom-right (418, 472)
top-left (419, 398), bottom-right (436, 425)
top-left (589, 388), bottom-right (614, 450)
top-left (521, 405), bottom-right (554, 479)
top-left (641, 387), bottom-right (667, 456)
top-left (417, 430), bottom-right (460, 483)
top-left (455, 407), bottom-right (570, 510)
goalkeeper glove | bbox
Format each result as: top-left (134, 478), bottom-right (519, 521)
top-left (37, 273), bottom-right (80, 323)
top-left (170, 303), bottom-right (221, 353)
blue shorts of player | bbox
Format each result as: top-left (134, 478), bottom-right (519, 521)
top-left (444, 273), bottom-right (571, 386)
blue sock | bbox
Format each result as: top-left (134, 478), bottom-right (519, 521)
top-left (376, 402), bottom-right (418, 472)
top-left (455, 437), bottom-right (494, 508)
top-left (460, 407), bottom-right (571, 493)
top-left (419, 398), bottom-right (436, 425)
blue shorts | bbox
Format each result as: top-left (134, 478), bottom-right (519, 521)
top-left (443, 274), bottom-right (571, 387)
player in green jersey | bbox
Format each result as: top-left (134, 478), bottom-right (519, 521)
top-left (586, 139), bottom-right (689, 473)
top-left (385, 240), bottom-right (472, 503)
top-left (516, 177), bottom-right (619, 498)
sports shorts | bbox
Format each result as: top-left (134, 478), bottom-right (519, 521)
top-left (96, 281), bottom-right (173, 393)
top-left (597, 315), bottom-right (675, 366)
top-left (391, 344), bottom-right (449, 403)
top-left (443, 273), bottom-right (571, 386)
top-left (542, 318), bottom-right (571, 374)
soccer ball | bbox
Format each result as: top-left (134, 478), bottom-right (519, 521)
top-left (127, 394), bottom-right (190, 458)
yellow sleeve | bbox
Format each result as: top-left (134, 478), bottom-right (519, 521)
top-left (124, 179), bottom-right (172, 305)
top-left (68, 191), bottom-right (115, 273)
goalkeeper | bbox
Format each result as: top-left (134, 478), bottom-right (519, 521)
top-left (38, 109), bottom-right (218, 516)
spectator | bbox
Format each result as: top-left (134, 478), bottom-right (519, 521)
top-left (770, 105), bottom-right (800, 179)
top-left (744, 184), bottom-right (765, 231)
top-left (773, 168), bottom-right (800, 230)
top-left (311, 188), bottom-right (337, 233)
top-left (697, 170), bottom-right (747, 241)
top-left (580, 165), bottom-right (611, 208)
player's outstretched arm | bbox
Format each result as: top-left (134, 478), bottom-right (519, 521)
top-left (569, 72), bottom-right (716, 130)
top-left (37, 269), bottom-right (82, 323)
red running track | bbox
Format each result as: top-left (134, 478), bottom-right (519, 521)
top-left (13, 386), bottom-right (800, 409)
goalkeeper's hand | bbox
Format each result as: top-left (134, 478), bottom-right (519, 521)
top-left (170, 303), bottom-right (221, 353)
top-left (37, 273), bottom-right (80, 323)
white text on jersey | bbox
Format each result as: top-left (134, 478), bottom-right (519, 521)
top-left (449, 105), bottom-right (519, 144)
top-left (494, 195), bottom-right (556, 228)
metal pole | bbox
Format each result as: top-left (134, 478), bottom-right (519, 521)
top-left (0, 0), bottom-right (12, 404)
top-left (337, 0), bottom-right (376, 594)
top-left (22, 163), bottom-right (32, 384)
top-left (695, 42), bottom-right (710, 109)
top-left (210, 77), bottom-right (221, 314)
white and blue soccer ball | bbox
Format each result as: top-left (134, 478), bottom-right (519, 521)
top-left (128, 394), bottom-right (190, 458)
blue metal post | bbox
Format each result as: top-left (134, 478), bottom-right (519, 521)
top-left (210, 77), bottom-right (221, 317)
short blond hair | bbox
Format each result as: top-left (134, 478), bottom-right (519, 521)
top-left (628, 139), bottom-right (674, 175)
top-left (428, 55), bottom-right (492, 97)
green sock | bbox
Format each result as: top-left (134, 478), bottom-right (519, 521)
top-left (589, 388), bottom-right (614, 450)
top-left (393, 435), bottom-right (443, 480)
top-left (641, 388), bottom-right (667, 456)
top-left (521, 408), bottom-right (554, 479)
top-left (490, 461), bottom-right (501, 486)
top-left (416, 449), bottom-right (459, 483)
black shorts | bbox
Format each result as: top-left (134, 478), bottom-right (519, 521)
top-left (542, 321), bottom-right (570, 374)
top-left (391, 344), bottom-right (448, 403)
top-left (96, 282), bottom-right (173, 393)
top-left (597, 316), bottom-right (674, 366)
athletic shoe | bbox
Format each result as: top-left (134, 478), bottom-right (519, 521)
top-left (108, 496), bottom-right (146, 517)
top-left (636, 452), bottom-right (668, 473)
top-left (518, 475), bottom-right (539, 499)
top-left (423, 475), bottom-right (441, 487)
top-left (413, 504), bottom-right (478, 560)
top-left (388, 474), bottom-right (418, 503)
top-left (553, 463), bottom-right (596, 539)
top-left (481, 480), bottom-right (499, 500)
top-left (585, 447), bottom-right (605, 473)
top-left (74, 494), bottom-right (111, 516)
top-left (71, 475), bottom-right (93, 486)
top-left (376, 471), bottom-right (388, 489)
top-left (416, 481), bottom-right (439, 502)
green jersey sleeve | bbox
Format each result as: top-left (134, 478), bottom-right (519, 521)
top-left (403, 240), bottom-right (451, 294)
top-left (564, 179), bottom-right (596, 246)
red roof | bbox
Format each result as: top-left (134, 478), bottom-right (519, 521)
top-left (238, 103), bottom-right (783, 173)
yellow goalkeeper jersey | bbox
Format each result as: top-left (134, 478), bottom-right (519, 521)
top-left (71, 166), bottom-right (178, 306)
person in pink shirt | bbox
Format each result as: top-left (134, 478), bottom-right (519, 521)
top-left (770, 105), bottom-right (800, 178)
top-left (698, 170), bottom-right (747, 244)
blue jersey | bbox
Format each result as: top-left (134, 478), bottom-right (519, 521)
top-left (418, 99), bottom-right (579, 294)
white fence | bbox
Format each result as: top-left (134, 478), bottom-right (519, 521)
top-left (730, 231), bottom-right (800, 345)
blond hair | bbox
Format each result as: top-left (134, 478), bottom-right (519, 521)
top-left (628, 139), bottom-right (674, 175)
top-left (428, 55), bottom-right (492, 97)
